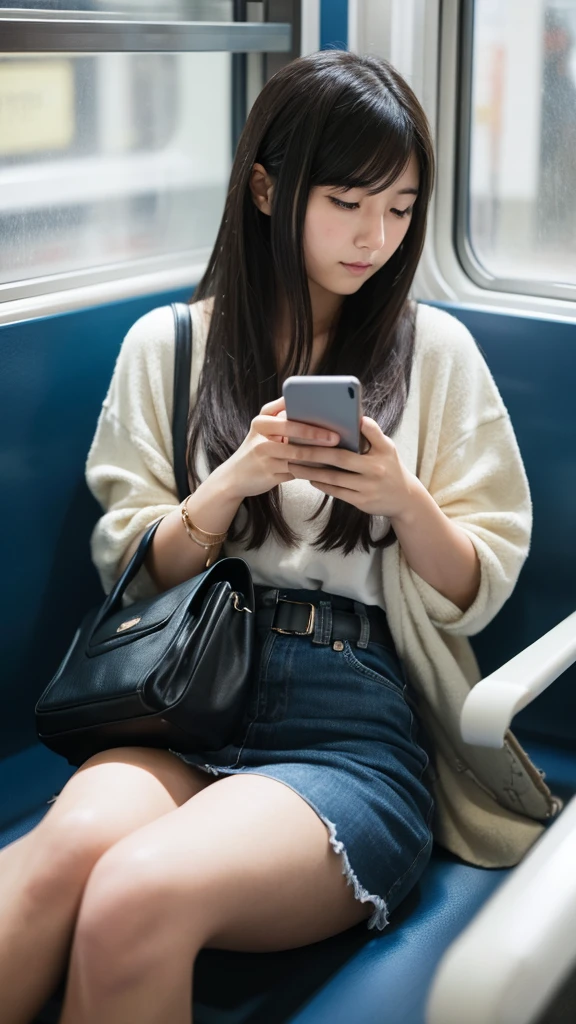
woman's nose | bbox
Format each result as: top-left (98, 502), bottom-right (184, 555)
top-left (355, 216), bottom-right (385, 252)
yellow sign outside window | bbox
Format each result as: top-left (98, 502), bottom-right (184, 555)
top-left (0, 60), bottom-right (75, 156)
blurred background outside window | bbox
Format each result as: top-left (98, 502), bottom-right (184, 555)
top-left (0, 1), bottom-right (238, 286)
top-left (469, 0), bottom-right (576, 288)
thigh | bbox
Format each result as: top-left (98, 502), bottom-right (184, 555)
top-left (83, 772), bottom-right (372, 956)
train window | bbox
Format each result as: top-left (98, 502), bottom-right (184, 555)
top-left (0, 1), bottom-right (295, 301)
top-left (461, 0), bottom-right (576, 298)
top-left (0, 50), bottom-right (231, 286)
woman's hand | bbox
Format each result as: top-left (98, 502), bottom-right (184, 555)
top-left (287, 416), bottom-right (417, 520)
top-left (215, 397), bottom-right (341, 501)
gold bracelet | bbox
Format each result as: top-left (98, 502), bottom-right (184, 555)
top-left (181, 515), bottom-right (224, 549)
top-left (180, 497), bottom-right (227, 568)
top-left (181, 495), bottom-right (228, 545)
top-left (180, 518), bottom-right (222, 568)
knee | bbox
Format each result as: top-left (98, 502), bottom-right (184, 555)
top-left (71, 847), bottom-right (196, 990)
top-left (27, 807), bottom-right (123, 903)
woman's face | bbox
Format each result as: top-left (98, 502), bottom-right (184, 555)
top-left (302, 151), bottom-right (420, 297)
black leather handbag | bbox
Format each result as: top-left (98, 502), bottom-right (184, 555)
top-left (35, 303), bottom-right (255, 768)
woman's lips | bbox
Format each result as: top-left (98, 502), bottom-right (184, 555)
top-left (341, 262), bottom-right (372, 275)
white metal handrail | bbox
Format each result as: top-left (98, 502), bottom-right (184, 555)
top-left (461, 610), bottom-right (576, 748)
top-left (427, 793), bottom-right (576, 1024)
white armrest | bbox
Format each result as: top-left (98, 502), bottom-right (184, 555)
top-left (461, 611), bottom-right (576, 748)
top-left (426, 795), bottom-right (576, 1024)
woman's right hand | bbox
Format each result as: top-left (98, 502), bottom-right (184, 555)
top-left (216, 396), bottom-right (340, 501)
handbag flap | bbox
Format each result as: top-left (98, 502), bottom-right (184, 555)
top-left (88, 577), bottom-right (199, 650)
top-left (87, 556), bottom-right (253, 654)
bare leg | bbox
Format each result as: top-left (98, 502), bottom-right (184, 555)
top-left (0, 747), bottom-right (214, 1024)
top-left (59, 773), bottom-right (374, 1024)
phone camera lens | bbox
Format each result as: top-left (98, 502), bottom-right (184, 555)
top-left (348, 387), bottom-right (354, 399)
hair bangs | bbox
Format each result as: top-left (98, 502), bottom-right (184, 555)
top-left (311, 87), bottom-right (415, 195)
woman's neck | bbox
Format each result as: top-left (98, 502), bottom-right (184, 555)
top-left (275, 284), bottom-right (343, 376)
top-left (275, 329), bottom-right (330, 378)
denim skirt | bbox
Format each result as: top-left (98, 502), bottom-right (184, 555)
top-left (171, 588), bottom-right (435, 932)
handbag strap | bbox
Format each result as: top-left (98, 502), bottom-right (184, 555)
top-left (91, 303), bottom-right (194, 630)
top-left (171, 301), bottom-right (193, 504)
top-left (92, 518), bottom-right (164, 631)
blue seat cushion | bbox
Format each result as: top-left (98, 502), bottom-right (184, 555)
top-left (0, 744), bottom-right (75, 850)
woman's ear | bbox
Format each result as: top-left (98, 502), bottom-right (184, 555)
top-left (249, 162), bottom-right (274, 215)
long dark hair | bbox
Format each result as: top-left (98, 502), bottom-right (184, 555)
top-left (187, 50), bottom-right (435, 555)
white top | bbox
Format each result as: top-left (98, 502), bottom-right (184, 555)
top-left (85, 299), bottom-right (560, 869)
top-left (86, 299), bottom-right (390, 609)
top-left (226, 456), bottom-right (389, 609)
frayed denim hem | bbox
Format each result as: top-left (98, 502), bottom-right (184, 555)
top-left (321, 814), bottom-right (390, 932)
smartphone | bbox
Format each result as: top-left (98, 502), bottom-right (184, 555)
top-left (282, 375), bottom-right (363, 469)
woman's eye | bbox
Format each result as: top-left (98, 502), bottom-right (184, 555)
top-left (329, 197), bottom-right (359, 211)
top-left (329, 197), bottom-right (414, 218)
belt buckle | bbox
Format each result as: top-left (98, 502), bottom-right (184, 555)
top-left (271, 598), bottom-right (316, 636)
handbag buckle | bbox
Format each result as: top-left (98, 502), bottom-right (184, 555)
top-left (271, 599), bottom-right (316, 636)
top-left (231, 591), bottom-right (253, 613)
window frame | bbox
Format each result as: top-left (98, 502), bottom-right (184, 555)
top-left (413, 0), bottom-right (576, 320)
top-left (455, 0), bottom-right (576, 306)
top-left (0, 10), bottom-right (292, 54)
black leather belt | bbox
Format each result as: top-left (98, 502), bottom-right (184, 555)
top-left (254, 587), bottom-right (394, 648)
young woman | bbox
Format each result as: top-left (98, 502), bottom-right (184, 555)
top-left (0, 49), bottom-right (558, 1024)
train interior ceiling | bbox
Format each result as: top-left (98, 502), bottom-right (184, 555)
top-left (1, 1), bottom-right (576, 1022)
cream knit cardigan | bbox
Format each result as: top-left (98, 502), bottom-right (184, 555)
top-left (85, 300), bottom-right (561, 868)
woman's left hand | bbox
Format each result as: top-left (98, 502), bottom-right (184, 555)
top-left (287, 416), bottom-right (417, 520)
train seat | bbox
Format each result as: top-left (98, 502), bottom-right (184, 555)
top-left (1, 296), bottom-right (575, 1024)
top-left (1, 737), bottom-right (574, 1024)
